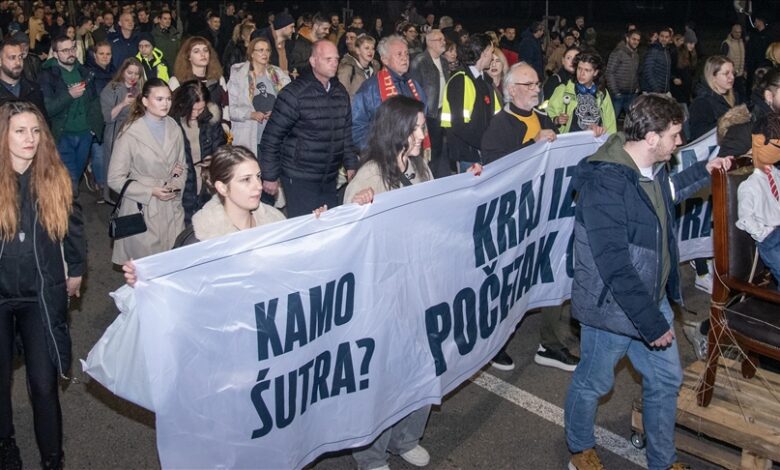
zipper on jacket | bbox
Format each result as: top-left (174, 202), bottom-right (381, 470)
top-left (32, 211), bottom-right (68, 380)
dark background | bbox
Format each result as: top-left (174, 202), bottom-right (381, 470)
top-left (237, 0), bottom-right (779, 57)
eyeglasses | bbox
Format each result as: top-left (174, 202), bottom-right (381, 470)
top-left (514, 81), bottom-right (541, 90)
top-left (56, 46), bottom-right (77, 53)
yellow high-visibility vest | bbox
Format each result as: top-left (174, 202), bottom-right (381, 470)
top-left (441, 71), bottom-right (501, 128)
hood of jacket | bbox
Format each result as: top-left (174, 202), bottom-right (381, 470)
top-left (574, 133), bottom-right (640, 193)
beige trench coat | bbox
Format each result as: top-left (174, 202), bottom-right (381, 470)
top-left (107, 116), bottom-right (187, 264)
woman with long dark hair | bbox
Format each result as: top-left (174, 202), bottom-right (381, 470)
top-left (107, 79), bottom-right (186, 265)
top-left (343, 96), bottom-right (481, 469)
top-left (170, 80), bottom-right (226, 224)
top-left (0, 101), bottom-right (85, 470)
top-left (345, 96), bottom-right (432, 202)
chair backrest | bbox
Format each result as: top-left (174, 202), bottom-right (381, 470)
top-left (711, 158), bottom-right (764, 292)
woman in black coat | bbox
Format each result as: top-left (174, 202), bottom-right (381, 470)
top-left (688, 55), bottom-right (742, 141)
top-left (170, 80), bottom-right (227, 225)
top-left (0, 101), bottom-right (85, 469)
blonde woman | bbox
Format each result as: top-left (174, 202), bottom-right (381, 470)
top-left (227, 36), bottom-right (290, 156)
top-left (688, 55), bottom-right (742, 140)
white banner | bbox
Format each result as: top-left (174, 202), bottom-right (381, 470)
top-left (672, 128), bottom-right (719, 261)
top-left (83, 130), bottom-right (714, 469)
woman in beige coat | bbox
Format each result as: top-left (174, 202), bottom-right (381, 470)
top-left (108, 78), bottom-right (187, 265)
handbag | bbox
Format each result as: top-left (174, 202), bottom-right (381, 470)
top-left (108, 179), bottom-right (147, 239)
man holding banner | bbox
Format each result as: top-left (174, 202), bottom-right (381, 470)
top-left (564, 94), bottom-right (733, 470)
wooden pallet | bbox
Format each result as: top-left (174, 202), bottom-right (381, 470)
top-left (632, 359), bottom-right (780, 470)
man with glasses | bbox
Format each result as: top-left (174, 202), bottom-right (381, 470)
top-left (482, 62), bottom-right (555, 162)
top-left (40, 36), bottom-right (103, 190)
top-left (481, 63), bottom-right (580, 374)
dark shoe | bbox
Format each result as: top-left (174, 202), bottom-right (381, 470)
top-left (0, 437), bottom-right (22, 470)
top-left (534, 345), bottom-right (579, 372)
top-left (41, 452), bottom-right (63, 470)
top-left (491, 349), bottom-right (515, 371)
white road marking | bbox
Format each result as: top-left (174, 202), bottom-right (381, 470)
top-left (471, 372), bottom-right (648, 468)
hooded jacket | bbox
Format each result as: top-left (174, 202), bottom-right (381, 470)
top-left (546, 79), bottom-right (617, 134)
top-left (0, 169), bottom-right (86, 376)
top-left (571, 133), bottom-right (709, 342)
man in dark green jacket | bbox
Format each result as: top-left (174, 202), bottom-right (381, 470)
top-left (40, 36), bottom-right (103, 189)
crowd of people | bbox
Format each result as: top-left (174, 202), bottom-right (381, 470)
top-left (0, 1), bottom-right (778, 470)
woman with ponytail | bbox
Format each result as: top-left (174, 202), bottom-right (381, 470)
top-left (107, 78), bottom-right (186, 265)
top-left (0, 101), bottom-right (85, 470)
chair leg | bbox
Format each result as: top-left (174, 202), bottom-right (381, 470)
top-left (742, 352), bottom-right (759, 378)
top-left (697, 315), bottom-right (725, 407)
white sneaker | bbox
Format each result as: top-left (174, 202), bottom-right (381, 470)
top-left (694, 273), bottom-right (713, 294)
top-left (683, 321), bottom-right (708, 361)
top-left (400, 445), bottom-right (430, 467)
top-left (373, 465), bottom-right (390, 470)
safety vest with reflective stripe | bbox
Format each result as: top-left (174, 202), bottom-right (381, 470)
top-left (441, 70), bottom-right (501, 128)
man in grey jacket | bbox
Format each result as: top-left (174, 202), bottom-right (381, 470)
top-left (410, 29), bottom-right (449, 177)
top-left (606, 29), bottom-right (640, 120)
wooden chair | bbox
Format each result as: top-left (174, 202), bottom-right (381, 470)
top-left (696, 158), bottom-right (780, 407)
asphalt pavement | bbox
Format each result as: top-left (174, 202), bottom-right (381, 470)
top-left (8, 187), bottom-right (736, 469)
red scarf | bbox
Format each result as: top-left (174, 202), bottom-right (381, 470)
top-left (377, 69), bottom-right (431, 151)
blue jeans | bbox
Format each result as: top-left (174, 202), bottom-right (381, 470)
top-left (758, 227), bottom-right (780, 290)
top-left (90, 140), bottom-right (106, 186)
top-left (611, 93), bottom-right (636, 120)
top-left (56, 132), bottom-right (93, 188)
top-left (565, 297), bottom-right (682, 470)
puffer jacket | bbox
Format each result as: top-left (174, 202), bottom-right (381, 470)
top-left (179, 102), bottom-right (227, 225)
top-left (605, 42), bottom-right (639, 96)
top-left (571, 133), bottom-right (709, 343)
top-left (259, 69), bottom-right (358, 183)
top-left (351, 68), bottom-right (427, 152)
top-left (0, 170), bottom-right (86, 376)
top-left (688, 82), bottom-right (742, 141)
top-left (639, 43), bottom-right (671, 93)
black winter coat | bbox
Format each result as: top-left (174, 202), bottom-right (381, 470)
top-left (179, 103), bottom-right (227, 225)
top-left (259, 70), bottom-right (358, 183)
top-left (571, 134), bottom-right (709, 343)
top-left (0, 170), bottom-right (86, 375)
top-left (639, 43), bottom-right (671, 93)
top-left (688, 83), bottom-right (742, 141)
top-left (0, 77), bottom-right (49, 122)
